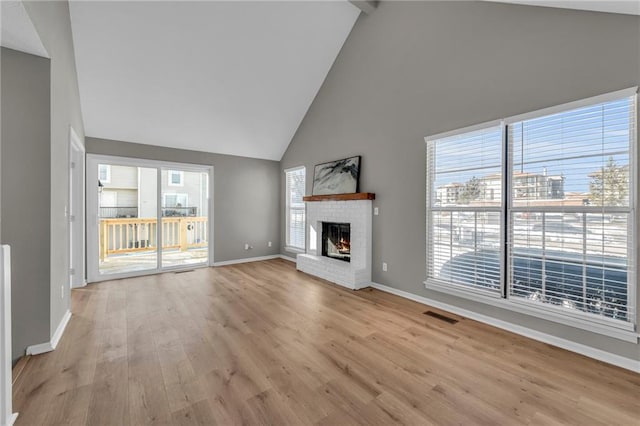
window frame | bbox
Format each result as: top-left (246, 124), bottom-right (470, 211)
top-left (285, 166), bottom-right (306, 252)
top-left (425, 88), bottom-right (638, 340)
top-left (168, 170), bottom-right (184, 187)
top-left (425, 120), bottom-right (507, 299)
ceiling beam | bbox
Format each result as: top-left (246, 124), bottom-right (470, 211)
top-left (349, 1), bottom-right (378, 15)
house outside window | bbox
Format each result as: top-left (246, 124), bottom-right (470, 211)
top-left (426, 89), bottom-right (637, 336)
top-left (285, 166), bottom-right (306, 250)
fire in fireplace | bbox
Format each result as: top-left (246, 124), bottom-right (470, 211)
top-left (322, 222), bottom-right (351, 262)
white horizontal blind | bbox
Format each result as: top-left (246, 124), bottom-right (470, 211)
top-left (286, 167), bottom-right (306, 249)
top-left (426, 125), bottom-right (504, 294)
top-left (508, 96), bottom-right (635, 322)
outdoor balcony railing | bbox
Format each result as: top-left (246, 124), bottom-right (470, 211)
top-left (161, 206), bottom-right (198, 217)
top-left (99, 216), bottom-right (208, 260)
top-left (99, 206), bottom-right (138, 218)
top-left (100, 206), bottom-right (199, 218)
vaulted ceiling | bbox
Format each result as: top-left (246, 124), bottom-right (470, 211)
top-left (69, 1), bottom-right (360, 160)
top-left (68, 1), bottom-right (638, 161)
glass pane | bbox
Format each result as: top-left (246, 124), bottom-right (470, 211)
top-left (432, 210), bottom-right (501, 293)
top-left (510, 98), bottom-right (631, 209)
top-left (510, 210), bottom-right (629, 321)
top-left (509, 96), bottom-right (633, 322)
top-left (431, 126), bottom-right (503, 208)
top-left (287, 168), bottom-right (306, 248)
top-left (161, 169), bottom-right (209, 268)
top-left (99, 165), bottom-right (158, 275)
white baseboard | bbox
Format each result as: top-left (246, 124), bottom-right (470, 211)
top-left (26, 310), bottom-right (71, 356)
top-left (3, 412), bottom-right (18, 426)
top-left (369, 282), bottom-right (640, 373)
top-left (51, 310), bottom-right (71, 349)
top-left (71, 280), bottom-right (87, 289)
top-left (25, 341), bottom-right (52, 356)
top-left (213, 255), bottom-right (282, 267)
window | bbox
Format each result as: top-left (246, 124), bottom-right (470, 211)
top-left (168, 170), bottom-right (184, 186)
top-left (98, 164), bottom-right (111, 183)
top-left (426, 89), bottom-right (637, 331)
top-left (285, 166), bottom-right (306, 250)
top-left (163, 193), bottom-right (188, 208)
top-left (427, 124), bottom-right (504, 295)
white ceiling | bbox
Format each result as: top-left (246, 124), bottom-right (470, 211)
top-left (69, 1), bottom-right (360, 160)
top-left (1, 0), bottom-right (48, 58)
top-left (69, 1), bottom-right (637, 161)
top-left (490, 1), bottom-right (640, 15)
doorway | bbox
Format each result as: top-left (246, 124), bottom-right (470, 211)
top-left (86, 155), bottom-right (213, 282)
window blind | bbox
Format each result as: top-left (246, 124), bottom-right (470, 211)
top-left (426, 125), bottom-right (504, 294)
top-left (508, 96), bottom-right (635, 322)
top-left (286, 167), bottom-right (306, 249)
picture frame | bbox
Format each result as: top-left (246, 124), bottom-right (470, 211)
top-left (312, 156), bottom-right (361, 195)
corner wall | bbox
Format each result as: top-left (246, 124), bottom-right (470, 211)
top-left (85, 138), bottom-right (281, 264)
top-left (23, 0), bottom-right (86, 339)
top-left (280, 1), bottom-right (640, 362)
top-left (1, 47), bottom-right (51, 364)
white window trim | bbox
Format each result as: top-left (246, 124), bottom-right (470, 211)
top-left (285, 166), bottom-right (306, 251)
top-left (168, 170), bottom-right (184, 187)
top-left (424, 88), bottom-right (638, 340)
top-left (285, 246), bottom-right (306, 254)
top-left (503, 86), bottom-right (637, 125)
top-left (98, 164), bottom-right (111, 183)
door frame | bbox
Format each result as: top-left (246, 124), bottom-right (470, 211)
top-left (69, 127), bottom-right (86, 289)
top-left (86, 154), bottom-right (214, 282)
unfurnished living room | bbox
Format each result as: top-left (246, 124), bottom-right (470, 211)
top-left (1, 0), bottom-right (639, 425)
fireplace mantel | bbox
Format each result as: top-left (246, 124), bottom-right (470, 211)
top-left (303, 192), bottom-right (375, 202)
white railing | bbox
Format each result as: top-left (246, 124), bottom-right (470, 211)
top-left (99, 217), bottom-right (208, 260)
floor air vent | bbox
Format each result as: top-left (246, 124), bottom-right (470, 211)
top-left (424, 311), bottom-right (458, 324)
top-left (175, 270), bottom-right (195, 274)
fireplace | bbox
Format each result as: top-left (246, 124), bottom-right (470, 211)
top-left (297, 195), bottom-right (373, 290)
top-left (322, 222), bottom-right (350, 262)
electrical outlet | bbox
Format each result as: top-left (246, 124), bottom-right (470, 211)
top-left (268, 241), bottom-right (272, 247)
top-left (244, 243), bottom-right (249, 250)
top-left (382, 262), bottom-right (388, 272)
top-left (61, 285), bottom-right (64, 299)
top-left (374, 207), bottom-right (379, 216)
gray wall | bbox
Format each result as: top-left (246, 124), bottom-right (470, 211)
top-left (1, 48), bottom-right (52, 364)
top-left (23, 0), bottom-right (86, 338)
top-left (281, 2), bottom-right (640, 360)
top-left (86, 138), bottom-right (281, 263)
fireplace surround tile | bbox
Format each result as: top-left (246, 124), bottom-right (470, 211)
top-left (296, 199), bottom-right (372, 290)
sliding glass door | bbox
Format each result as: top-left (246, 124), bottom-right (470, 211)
top-left (97, 164), bottom-right (158, 275)
top-left (160, 168), bottom-right (210, 268)
top-left (87, 155), bottom-right (213, 282)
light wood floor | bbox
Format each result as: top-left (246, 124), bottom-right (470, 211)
top-left (13, 259), bottom-right (640, 425)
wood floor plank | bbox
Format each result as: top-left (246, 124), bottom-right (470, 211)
top-left (12, 258), bottom-right (640, 425)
